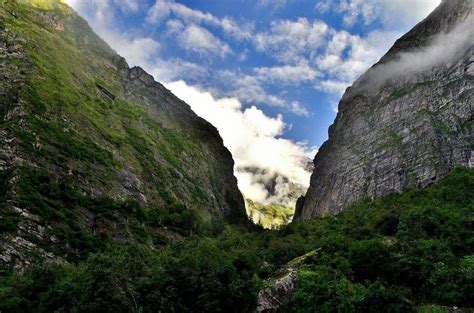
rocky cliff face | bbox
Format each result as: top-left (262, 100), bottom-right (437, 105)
top-left (0, 0), bottom-right (245, 267)
top-left (295, 0), bottom-right (473, 220)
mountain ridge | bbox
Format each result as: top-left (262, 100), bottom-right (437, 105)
top-left (0, 0), bottom-right (246, 267)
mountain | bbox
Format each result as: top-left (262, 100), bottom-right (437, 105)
top-left (0, 0), bottom-right (246, 267)
top-left (295, 0), bottom-right (473, 220)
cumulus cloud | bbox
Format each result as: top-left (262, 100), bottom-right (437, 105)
top-left (164, 81), bottom-right (315, 205)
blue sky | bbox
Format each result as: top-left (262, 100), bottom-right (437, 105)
top-left (66, 0), bottom-right (441, 205)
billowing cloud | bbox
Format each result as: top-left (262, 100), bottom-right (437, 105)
top-left (164, 81), bottom-right (315, 205)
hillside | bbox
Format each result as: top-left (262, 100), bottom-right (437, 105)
top-left (295, 0), bottom-right (473, 220)
top-left (0, 0), bottom-right (245, 267)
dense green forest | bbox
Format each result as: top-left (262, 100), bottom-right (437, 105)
top-left (1, 168), bottom-right (473, 312)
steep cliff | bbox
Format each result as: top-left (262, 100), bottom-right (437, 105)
top-left (0, 0), bottom-right (245, 266)
top-left (295, 0), bottom-right (473, 220)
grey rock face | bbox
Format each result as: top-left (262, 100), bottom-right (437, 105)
top-left (256, 250), bottom-right (318, 312)
top-left (257, 270), bottom-right (298, 313)
top-left (295, 0), bottom-right (473, 220)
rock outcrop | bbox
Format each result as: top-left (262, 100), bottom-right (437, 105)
top-left (0, 0), bottom-right (245, 267)
top-left (257, 250), bottom-right (318, 312)
top-left (295, 0), bottom-right (473, 220)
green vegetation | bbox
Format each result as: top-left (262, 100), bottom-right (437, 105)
top-left (246, 199), bottom-right (294, 229)
top-left (1, 168), bottom-right (472, 312)
top-left (5, 165), bottom-right (207, 260)
top-left (390, 80), bottom-right (438, 100)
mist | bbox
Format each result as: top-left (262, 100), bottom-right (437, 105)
top-left (361, 14), bottom-right (473, 89)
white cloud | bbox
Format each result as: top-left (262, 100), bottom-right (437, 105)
top-left (254, 61), bottom-right (319, 85)
top-left (316, 80), bottom-right (349, 96)
top-left (170, 24), bottom-right (232, 58)
top-left (254, 17), bottom-right (330, 63)
top-left (291, 101), bottom-right (310, 117)
top-left (164, 81), bottom-right (314, 205)
top-left (250, 17), bottom-right (400, 97)
top-left (149, 58), bottom-right (209, 83)
top-left (257, 0), bottom-right (288, 10)
top-left (318, 30), bottom-right (401, 80)
top-left (119, 38), bottom-right (160, 66)
top-left (379, 0), bottom-right (441, 28)
top-left (322, 0), bottom-right (441, 28)
top-left (217, 70), bottom-right (288, 108)
top-left (315, 0), bottom-right (332, 13)
top-left (314, 29), bottom-right (401, 96)
top-left (146, 0), bottom-right (253, 40)
top-left (113, 0), bottom-right (141, 13)
top-left (365, 15), bottom-right (474, 87)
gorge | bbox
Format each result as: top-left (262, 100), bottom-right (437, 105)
top-left (0, 0), bottom-right (472, 312)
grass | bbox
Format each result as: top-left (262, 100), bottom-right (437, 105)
top-left (390, 80), bottom-right (438, 100)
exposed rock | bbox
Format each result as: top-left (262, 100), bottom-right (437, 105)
top-left (257, 270), bottom-right (298, 313)
top-left (257, 250), bottom-right (318, 312)
top-left (295, 0), bottom-right (473, 220)
top-left (129, 66), bottom-right (155, 86)
top-left (96, 83), bottom-right (116, 100)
